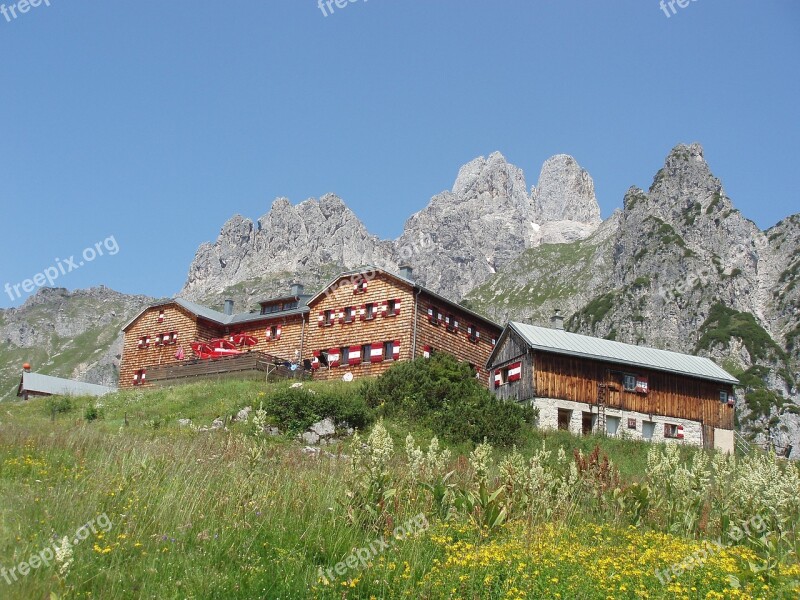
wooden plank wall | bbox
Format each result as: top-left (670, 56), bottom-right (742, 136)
top-left (533, 352), bottom-right (735, 429)
top-left (415, 294), bottom-right (502, 383)
top-left (490, 330), bottom-right (535, 401)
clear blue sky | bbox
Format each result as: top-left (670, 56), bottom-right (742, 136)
top-left (1, 0), bottom-right (798, 308)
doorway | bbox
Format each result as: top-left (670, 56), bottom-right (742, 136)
top-left (557, 408), bottom-right (572, 431)
top-left (582, 412), bottom-right (596, 435)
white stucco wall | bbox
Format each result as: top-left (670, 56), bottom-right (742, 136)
top-left (531, 397), bottom-right (727, 450)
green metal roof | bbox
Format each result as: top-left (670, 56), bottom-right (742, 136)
top-left (505, 322), bottom-right (739, 385)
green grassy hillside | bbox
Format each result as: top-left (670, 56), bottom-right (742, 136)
top-left (1, 378), bottom-right (798, 599)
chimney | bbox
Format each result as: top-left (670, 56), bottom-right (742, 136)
top-left (399, 265), bottom-right (413, 280)
top-left (550, 309), bottom-right (564, 330)
top-left (290, 282), bottom-right (304, 296)
top-left (224, 299), bottom-right (234, 316)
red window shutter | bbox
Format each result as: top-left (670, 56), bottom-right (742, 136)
top-left (359, 304), bottom-right (367, 321)
top-left (348, 345), bottom-right (362, 365)
top-left (423, 345), bottom-right (431, 359)
top-left (370, 342), bottom-right (383, 363)
top-left (508, 362), bottom-right (522, 382)
top-left (677, 424), bottom-right (685, 439)
top-left (427, 307), bottom-right (435, 323)
top-left (276, 326), bottom-right (282, 340)
top-left (494, 371), bottom-right (502, 388)
top-left (328, 348), bottom-right (341, 368)
top-left (265, 327), bottom-right (272, 341)
top-left (380, 301), bottom-right (388, 317)
top-left (311, 350), bottom-right (321, 370)
top-left (393, 299), bottom-right (401, 316)
top-left (392, 340), bottom-right (401, 360)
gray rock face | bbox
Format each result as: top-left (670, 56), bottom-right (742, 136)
top-left (532, 154), bottom-right (601, 224)
top-left (0, 287), bottom-right (152, 400)
top-left (467, 143), bottom-right (800, 456)
top-left (181, 194), bottom-right (398, 302)
top-left (180, 152), bottom-right (602, 303)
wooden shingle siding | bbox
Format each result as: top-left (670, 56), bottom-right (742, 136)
top-left (415, 294), bottom-right (502, 383)
top-left (119, 269), bottom-right (504, 390)
top-left (119, 305), bottom-right (200, 389)
top-left (222, 316), bottom-right (305, 367)
top-left (306, 272), bottom-right (415, 381)
top-left (532, 352), bottom-right (734, 430)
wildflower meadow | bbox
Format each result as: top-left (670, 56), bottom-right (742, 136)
top-left (0, 376), bottom-right (798, 599)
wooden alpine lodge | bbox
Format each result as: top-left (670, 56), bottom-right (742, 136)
top-left (119, 265), bottom-right (739, 451)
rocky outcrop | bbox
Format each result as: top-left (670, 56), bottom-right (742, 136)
top-left (180, 152), bottom-right (602, 304)
top-left (181, 194), bottom-right (397, 303)
top-left (466, 143), bottom-right (800, 456)
top-left (531, 154), bottom-right (601, 224)
top-left (0, 287), bottom-right (152, 400)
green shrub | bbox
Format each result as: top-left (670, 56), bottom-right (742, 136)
top-left (84, 403), bottom-right (102, 422)
top-left (261, 384), bottom-right (373, 433)
top-left (360, 353), bottom-right (536, 447)
top-left (44, 396), bottom-right (74, 415)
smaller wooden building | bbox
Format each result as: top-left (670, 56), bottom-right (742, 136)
top-left (18, 370), bottom-right (115, 400)
top-left (487, 320), bottom-right (739, 452)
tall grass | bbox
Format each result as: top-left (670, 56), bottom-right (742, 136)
top-left (1, 380), bottom-right (798, 598)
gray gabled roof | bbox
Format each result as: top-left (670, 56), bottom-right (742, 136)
top-left (307, 267), bottom-right (502, 331)
top-left (18, 372), bottom-right (115, 397)
top-left (501, 322), bottom-right (738, 385)
top-left (123, 297), bottom-right (309, 331)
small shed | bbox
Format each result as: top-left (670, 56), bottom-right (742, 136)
top-left (17, 372), bottom-right (115, 400)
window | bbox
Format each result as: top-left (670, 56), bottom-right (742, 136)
top-left (427, 307), bottom-right (441, 325)
top-left (720, 391), bottom-right (729, 404)
top-left (324, 310), bottom-right (333, 326)
top-left (157, 309), bottom-right (165, 323)
top-left (364, 303), bottom-right (376, 320)
top-left (138, 336), bottom-right (150, 349)
top-left (268, 325), bottom-right (279, 340)
top-left (623, 374), bottom-right (637, 391)
top-left (445, 314), bottom-right (459, 333)
top-left (606, 416), bottom-right (621, 436)
top-left (627, 418), bottom-right (637, 430)
top-left (642, 421), bottom-right (656, 440)
top-left (318, 351), bottom-right (329, 368)
top-left (133, 369), bottom-right (146, 386)
top-left (383, 340), bottom-right (394, 361)
top-left (466, 325), bottom-right (480, 343)
top-left (348, 345), bottom-right (362, 366)
top-left (344, 306), bottom-right (354, 323)
top-left (664, 423), bottom-right (681, 439)
top-left (361, 344), bottom-right (371, 362)
top-left (354, 280), bottom-right (368, 294)
top-left (169, 332), bottom-right (178, 345)
top-left (155, 333), bottom-right (165, 346)
top-left (386, 299), bottom-right (400, 316)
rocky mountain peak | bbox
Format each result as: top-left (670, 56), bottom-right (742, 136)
top-left (452, 152), bottom-right (529, 210)
top-left (531, 154), bottom-right (601, 224)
